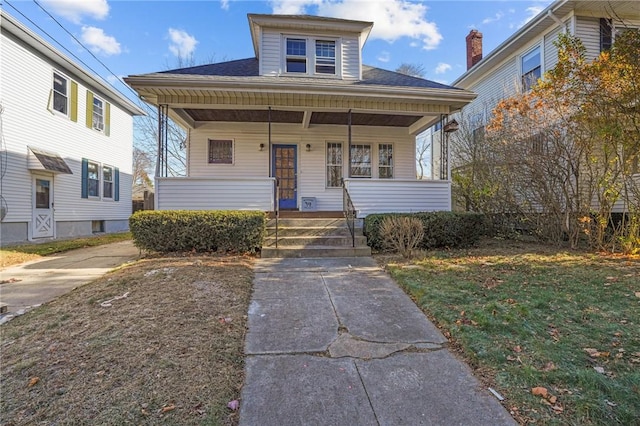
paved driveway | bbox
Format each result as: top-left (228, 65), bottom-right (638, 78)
top-left (0, 240), bottom-right (139, 323)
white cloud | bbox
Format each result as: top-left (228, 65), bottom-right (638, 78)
top-left (518, 5), bottom-right (544, 28)
top-left (482, 11), bottom-right (504, 25)
top-left (41, 0), bottom-right (109, 24)
top-left (106, 75), bottom-right (121, 85)
top-left (168, 28), bottom-right (198, 58)
top-left (270, 0), bottom-right (442, 50)
top-left (377, 50), bottom-right (390, 63)
top-left (434, 62), bottom-right (451, 74)
top-left (81, 26), bottom-right (121, 55)
top-left (221, 0), bottom-right (230, 10)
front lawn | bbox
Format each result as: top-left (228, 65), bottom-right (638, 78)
top-left (1, 254), bottom-right (253, 425)
top-left (379, 238), bottom-right (640, 425)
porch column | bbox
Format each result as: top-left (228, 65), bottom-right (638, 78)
top-left (347, 109), bottom-right (352, 178)
top-left (268, 106), bottom-right (272, 178)
top-left (156, 104), bottom-right (169, 178)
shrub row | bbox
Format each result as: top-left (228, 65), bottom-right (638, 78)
top-left (129, 210), bottom-right (266, 253)
top-left (364, 211), bottom-right (486, 251)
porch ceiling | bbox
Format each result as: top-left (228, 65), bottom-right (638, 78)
top-left (182, 108), bottom-right (422, 127)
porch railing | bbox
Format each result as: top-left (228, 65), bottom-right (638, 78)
top-left (341, 178), bottom-right (356, 248)
top-left (273, 177), bottom-right (279, 248)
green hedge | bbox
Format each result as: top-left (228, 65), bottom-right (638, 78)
top-left (364, 211), bottom-right (486, 251)
top-left (129, 210), bottom-right (266, 253)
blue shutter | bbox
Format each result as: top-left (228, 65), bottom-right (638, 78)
top-left (81, 158), bottom-right (88, 198)
top-left (114, 167), bottom-right (119, 201)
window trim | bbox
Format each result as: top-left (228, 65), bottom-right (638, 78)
top-left (521, 45), bottom-right (542, 92)
top-left (314, 39), bottom-right (336, 75)
top-left (102, 165), bottom-right (114, 200)
top-left (350, 144), bottom-right (372, 178)
top-left (87, 161), bottom-right (100, 198)
top-left (208, 139), bottom-right (234, 165)
top-left (92, 95), bottom-right (105, 132)
top-left (282, 35), bottom-right (341, 78)
top-left (52, 71), bottom-right (69, 117)
top-left (378, 143), bottom-right (394, 179)
top-left (326, 141), bottom-right (344, 188)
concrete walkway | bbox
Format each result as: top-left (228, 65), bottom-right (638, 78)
top-left (0, 240), bottom-right (139, 324)
top-left (240, 257), bottom-right (516, 426)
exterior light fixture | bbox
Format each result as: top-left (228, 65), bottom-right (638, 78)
top-left (259, 143), bottom-right (265, 151)
top-left (306, 144), bottom-right (311, 152)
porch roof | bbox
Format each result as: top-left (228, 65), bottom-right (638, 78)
top-left (124, 58), bottom-right (476, 134)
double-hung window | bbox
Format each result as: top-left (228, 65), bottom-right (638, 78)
top-left (87, 161), bottom-right (100, 197)
top-left (326, 142), bottom-right (343, 187)
top-left (521, 46), bottom-right (541, 92)
top-left (286, 38), bottom-right (307, 73)
top-left (350, 144), bottom-right (371, 178)
top-left (53, 72), bottom-right (68, 115)
top-left (315, 40), bottom-right (336, 74)
top-left (103, 166), bottom-right (113, 199)
top-left (378, 144), bottom-right (393, 178)
top-left (92, 96), bottom-right (105, 131)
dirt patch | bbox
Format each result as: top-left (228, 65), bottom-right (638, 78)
top-left (0, 254), bottom-right (254, 425)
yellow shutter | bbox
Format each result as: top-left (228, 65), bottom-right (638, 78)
top-left (86, 91), bottom-right (94, 129)
top-left (70, 81), bottom-right (78, 122)
top-left (105, 102), bottom-right (111, 136)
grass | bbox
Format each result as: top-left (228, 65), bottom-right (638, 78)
top-left (1, 232), bottom-right (132, 268)
top-left (0, 253), bottom-right (254, 425)
top-left (378, 238), bottom-right (640, 425)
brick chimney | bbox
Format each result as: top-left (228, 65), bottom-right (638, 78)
top-left (466, 29), bottom-right (483, 70)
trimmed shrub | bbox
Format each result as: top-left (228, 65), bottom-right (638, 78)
top-left (364, 211), bottom-right (486, 251)
top-left (129, 210), bottom-right (266, 253)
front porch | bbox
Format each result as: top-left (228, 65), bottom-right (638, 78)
top-left (155, 177), bottom-right (451, 217)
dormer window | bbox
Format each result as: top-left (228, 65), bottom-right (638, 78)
top-left (286, 38), bottom-right (307, 73)
top-left (315, 40), bottom-right (336, 74)
top-left (283, 36), bottom-right (340, 77)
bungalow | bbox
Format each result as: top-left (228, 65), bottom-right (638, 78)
top-left (124, 14), bottom-right (476, 218)
top-left (0, 11), bottom-right (145, 244)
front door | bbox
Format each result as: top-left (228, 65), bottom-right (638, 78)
top-left (33, 176), bottom-right (54, 238)
top-left (272, 145), bottom-right (297, 209)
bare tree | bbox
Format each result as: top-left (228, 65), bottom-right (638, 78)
top-left (395, 63), bottom-right (426, 78)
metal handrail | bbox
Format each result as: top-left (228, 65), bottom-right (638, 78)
top-left (273, 178), bottom-right (279, 248)
top-left (341, 178), bottom-right (356, 248)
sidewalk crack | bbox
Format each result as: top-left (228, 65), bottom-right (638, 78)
top-left (354, 360), bottom-right (381, 426)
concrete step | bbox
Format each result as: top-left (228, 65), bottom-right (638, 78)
top-left (264, 235), bottom-right (368, 247)
top-left (267, 218), bottom-right (364, 228)
top-left (261, 245), bottom-right (372, 258)
top-left (266, 226), bottom-right (363, 238)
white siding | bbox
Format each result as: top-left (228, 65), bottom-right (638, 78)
top-left (260, 30), bottom-right (281, 76)
top-left (185, 122), bottom-right (419, 212)
top-left (341, 35), bottom-right (360, 80)
top-left (575, 16), bottom-right (601, 61)
top-left (544, 20), bottom-right (569, 71)
top-left (345, 179), bottom-right (451, 217)
top-left (1, 23), bottom-right (134, 227)
top-left (156, 178), bottom-right (275, 211)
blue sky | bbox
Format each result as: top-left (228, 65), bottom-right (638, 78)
top-left (5, 0), bottom-right (553, 105)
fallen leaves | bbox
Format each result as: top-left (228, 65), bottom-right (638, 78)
top-left (531, 386), bottom-right (563, 413)
top-left (27, 377), bottom-right (39, 387)
top-left (583, 348), bottom-right (610, 358)
top-left (227, 400), bottom-right (239, 410)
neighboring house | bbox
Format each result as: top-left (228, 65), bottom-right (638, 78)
top-left (124, 14), bottom-right (475, 217)
top-left (0, 11), bottom-right (145, 244)
top-left (449, 0), bottom-right (639, 164)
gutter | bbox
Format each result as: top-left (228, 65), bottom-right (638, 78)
top-left (124, 75), bottom-right (477, 105)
